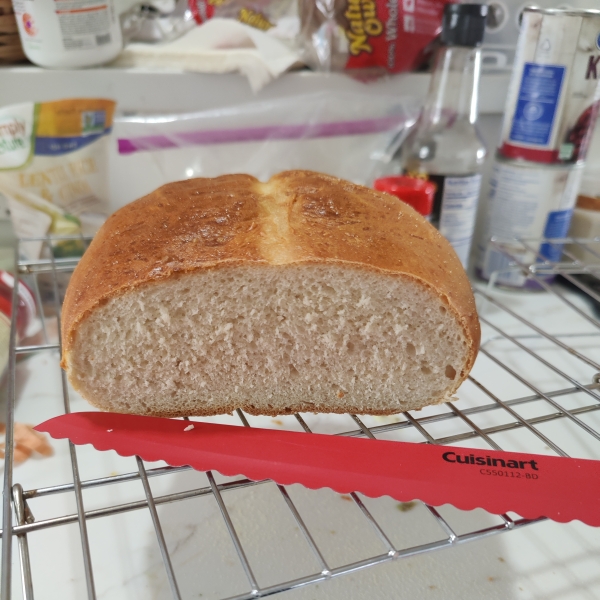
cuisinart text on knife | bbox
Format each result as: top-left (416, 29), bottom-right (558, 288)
top-left (442, 451), bottom-right (539, 471)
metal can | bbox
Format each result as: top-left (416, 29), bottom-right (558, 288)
top-left (499, 7), bottom-right (600, 164)
top-left (476, 153), bottom-right (585, 288)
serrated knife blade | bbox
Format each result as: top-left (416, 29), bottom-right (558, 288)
top-left (35, 412), bottom-right (600, 526)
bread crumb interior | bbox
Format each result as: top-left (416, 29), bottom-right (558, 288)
top-left (69, 264), bottom-right (469, 416)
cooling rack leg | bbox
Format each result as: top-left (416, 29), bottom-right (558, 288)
top-left (206, 470), bottom-right (260, 595)
top-left (232, 411), bottom-right (332, 576)
top-left (48, 241), bottom-right (98, 600)
top-left (2, 246), bottom-right (23, 600)
top-left (296, 415), bottom-right (399, 558)
top-left (425, 506), bottom-right (457, 543)
top-left (12, 484), bottom-right (34, 599)
top-left (135, 456), bottom-right (182, 600)
top-left (65, 438), bottom-right (98, 600)
top-left (275, 485), bottom-right (332, 576)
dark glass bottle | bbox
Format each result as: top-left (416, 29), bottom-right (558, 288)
top-left (391, 3), bottom-right (488, 268)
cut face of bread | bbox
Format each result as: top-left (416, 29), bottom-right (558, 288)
top-left (68, 264), bottom-right (469, 417)
top-left (61, 171), bottom-right (480, 417)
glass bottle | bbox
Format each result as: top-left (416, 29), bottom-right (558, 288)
top-left (391, 3), bottom-right (488, 268)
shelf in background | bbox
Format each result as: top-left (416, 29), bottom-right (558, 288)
top-left (0, 67), bottom-right (511, 114)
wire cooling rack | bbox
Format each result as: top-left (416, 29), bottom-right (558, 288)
top-left (1, 235), bottom-right (600, 600)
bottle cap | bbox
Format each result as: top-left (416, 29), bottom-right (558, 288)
top-left (373, 176), bottom-right (435, 218)
top-left (441, 3), bottom-right (488, 48)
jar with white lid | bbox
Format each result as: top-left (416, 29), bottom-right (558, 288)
top-left (11, 0), bottom-right (122, 68)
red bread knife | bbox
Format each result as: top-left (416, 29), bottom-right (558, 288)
top-left (35, 412), bottom-right (600, 526)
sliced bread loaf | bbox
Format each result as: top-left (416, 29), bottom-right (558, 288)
top-left (61, 170), bottom-right (480, 417)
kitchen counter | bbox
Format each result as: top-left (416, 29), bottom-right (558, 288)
top-left (1, 64), bottom-right (599, 600)
top-left (3, 263), bottom-right (599, 600)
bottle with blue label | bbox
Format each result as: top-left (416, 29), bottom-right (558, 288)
top-left (499, 7), bottom-right (600, 165)
top-left (389, 3), bottom-right (488, 269)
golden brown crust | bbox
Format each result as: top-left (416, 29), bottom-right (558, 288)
top-left (62, 170), bottom-right (480, 377)
top-left (61, 174), bottom-right (265, 366)
top-left (270, 171), bottom-right (480, 374)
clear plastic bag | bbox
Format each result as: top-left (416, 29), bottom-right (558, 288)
top-left (110, 91), bottom-right (419, 211)
top-left (121, 0), bottom-right (298, 44)
top-left (191, 0), bottom-right (298, 41)
top-left (298, 0), bottom-right (452, 74)
top-left (0, 99), bottom-right (115, 259)
top-left (120, 0), bottom-right (196, 44)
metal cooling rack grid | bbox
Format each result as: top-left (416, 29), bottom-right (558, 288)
top-left (1, 235), bottom-right (599, 600)
top-left (483, 235), bottom-right (600, 289)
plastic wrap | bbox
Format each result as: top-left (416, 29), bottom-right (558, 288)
top-left (122, 0), bottom-right (450, 73)
top-left (120, 0), bottom-right (196, 44)
top-left (298, 0), bottom-right (453, 74)
top-left (0, 99), bottom-right (115, 259)
top-left (191, 0), bottom-right (298, 40)
top-left (122, 0), bottom-right (297, 44)
top-left (110, 91), bottom-right (418, 211)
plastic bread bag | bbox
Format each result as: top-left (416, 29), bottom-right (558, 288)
top-left (121, 0), bottom-right (298, 44)
top-left (110, 90), bottom-right (418, 211)
top-left (298, 0), bottom-right (453, 74)
top-left (0, 99), bottom-right (115, 260)
top-left (120, 0), bottom-right (196, 44)
top-left (190, 0), bottom-right (299, 41)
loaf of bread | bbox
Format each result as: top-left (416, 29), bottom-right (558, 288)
top-left (61, 170), bottom-right (480, 417)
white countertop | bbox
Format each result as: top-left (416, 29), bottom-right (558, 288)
top-left (1, 63), bottom-right (599, 600)
top-left (4, 280), bottom-right (600, 600)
